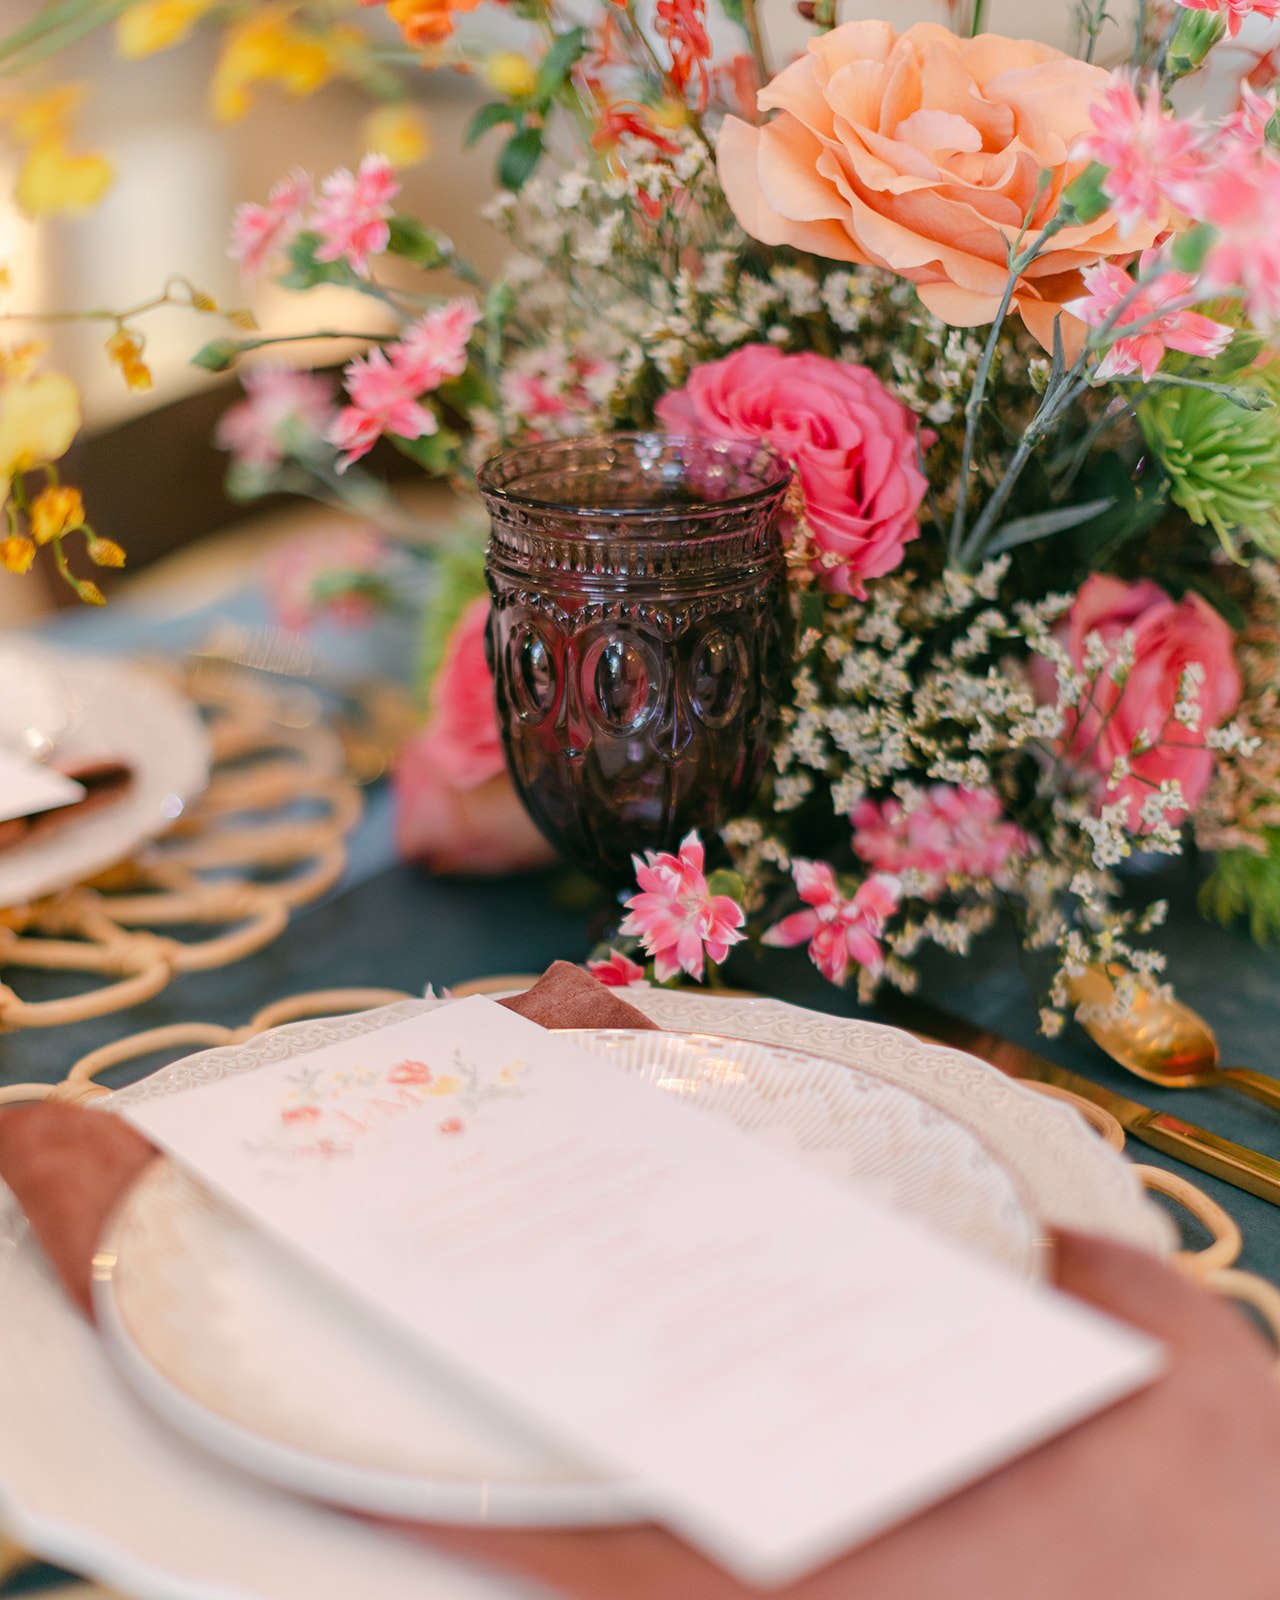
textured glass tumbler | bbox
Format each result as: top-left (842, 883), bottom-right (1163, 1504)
top-left (480, 433), bottom-right (791, 884)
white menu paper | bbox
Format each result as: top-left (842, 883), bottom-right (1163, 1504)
top-left (0, 748), bottom-right (84, 824)
top-left (124, 997), bottom-right (1162, 1587)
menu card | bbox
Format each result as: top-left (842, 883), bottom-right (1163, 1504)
top-left (0, 748), bottom-right (84, 824)
top-left (124, 997), bottom-right (1162, 1587)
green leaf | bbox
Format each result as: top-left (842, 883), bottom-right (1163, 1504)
top-left (1213, 332), bottom-right (1265, 375)
top-left (718, 0), bottom-right (745, 24)
top-left (1059, 161), bottom-right (1110, 226)
top-left (534, 26), bottom-right (586, 101)
top-left (798, 589), bottom-right (826, 640)
top-left (389, 424), bottom-right (462, 477)
top-left (0, 0), bottom-right (131, 71)
top-left (1170, 223), bottom-right (1216, 275)
top-left (984, 497), bottom-right (1115, 554)
top-left (277, 231), bottom-right (352, 290)
top-left (386, 214), bottom-right (452, 269)
top-left (497, 126), bottom-right (544, 192)
top-left (706, 869), bottom-right (746, 903)
top-left (191, 338), bottom-right (246, 373)
top-left (1200, 835), bottom-right (1280, 944)
top-left (466, 101), bottom-right (517, 145)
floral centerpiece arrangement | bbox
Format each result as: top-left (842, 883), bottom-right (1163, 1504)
top-left (7, 0), bottom-right (1280, 1029)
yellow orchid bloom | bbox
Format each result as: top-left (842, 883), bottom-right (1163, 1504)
top-left (3, 84), bottom-right (85, 146)
top-left (104, 330), bottom-right (153, 392)
top-left (29, 485), bottom-right (85, 546)
top-left (361, 102), bottom-right (432, 168)
top-left (484, 52), bottom-right (537, 99)
top-left (0, 372), bottom-right (81, 482)
top-left (0, 536), bottom-right (36, 575)
top-left (16, 139), bottom-right (113, 218)
top-left (211, 7), bottom-right (361, 122)
top-left (117, 0), bottom-right (218, 59)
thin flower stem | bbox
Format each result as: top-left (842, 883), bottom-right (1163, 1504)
top-left (738, 0), bottom-right (770, 92)
top-left (1081, 0), bottom-right (1111, 63)
top-left (969, 0), bottom-right (988, 36)
top-left (957, 267), bottom-right (1158, 570)
top-left (1132, 0), bottom-right (1148, 66)
top-left (947, 185), bottom-right (1059, 563)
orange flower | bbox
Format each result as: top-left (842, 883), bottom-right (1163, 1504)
top-left (718, 21), bottom-right (1168, 353)
top-left (105, 329), bottom-right (153, 392)
top-left (384, 0), bottom-right (481, 48)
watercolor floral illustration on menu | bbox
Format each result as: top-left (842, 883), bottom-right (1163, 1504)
top-left (7, 0), bottom-right (1280, 1031)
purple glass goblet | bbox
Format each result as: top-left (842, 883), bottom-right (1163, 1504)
top-left (479, 432), bottom-right (791, 884)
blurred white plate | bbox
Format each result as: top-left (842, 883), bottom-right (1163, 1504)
top-left (93, 1027), bottom-right (1040, 1526)
top-left (0, 646), bottom-right (209, 906)
top-left (0, 993), bottom-right (1173, 1600)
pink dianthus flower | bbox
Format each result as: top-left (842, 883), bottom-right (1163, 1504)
top-left (762, 862), bottom-right (900, 987)
top-left (1076, 73), bottom-right (1205, 237)
top-left (228, 169), bottom-right (313, 281)
top-left (586, 950), bottom-right (648, 987)
top-left (851, 787), bottom-right (1025, 900)
top-left (1176, 0), bottom-right (1280, 39)
top-left (619, 831), bottom-right (746, 983)
top-left (312, 153), bottom-right (400, 278)
top-left (1065, 251), bottom-right (1233, 383)
top-left (215, 366), bottom-right (337, 470)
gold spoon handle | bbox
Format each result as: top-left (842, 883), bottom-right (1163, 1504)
top-left (1217, 1067), bottom-right (1280, 1113)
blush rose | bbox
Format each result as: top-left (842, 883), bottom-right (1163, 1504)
top-left (655, 346), bottom-right (929, 596)
top-left (717, 21), bottom-right (1168, 354)
top-left (1049, 574), bottom-right (1242, 828)
top-left (393, 597), bottom-right (554, 875)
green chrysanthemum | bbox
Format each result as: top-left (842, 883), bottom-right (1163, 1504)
top-left (1138, 367), bottom-right (1280, 560)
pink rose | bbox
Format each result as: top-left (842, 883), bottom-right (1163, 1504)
top-left (393, 597), bottom-right (555, 875)
top-left (655, 346), bottom-right (929, 597)
top-left (1049, 575), bottom-right (1241, 828)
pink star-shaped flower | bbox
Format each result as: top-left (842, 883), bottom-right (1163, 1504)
top-left (762, 862), bottom-right (901, 988)
top-left (312, 153), bottom-right (400, 278)
top-left (1066, 251), bottom-right (1233, 383)
top-left (618, 831), bottom-right (746, 983)
top-left (228, 169), bottom-right (313, 281)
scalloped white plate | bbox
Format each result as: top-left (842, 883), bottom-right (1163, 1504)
top-left (0, 993), bottom-right (1173, 1600)
top-left (93, 1027), bottom-right (1041, 1527)
top-left (0, 645), bottom-right (209, 907)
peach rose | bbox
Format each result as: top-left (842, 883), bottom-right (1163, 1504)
top-left (718, 21), bottom-right (1167, 353)
top-left (394, 597), bottom-right (555, 875)
top-left (1049, 575), bottom-right (1241, 829)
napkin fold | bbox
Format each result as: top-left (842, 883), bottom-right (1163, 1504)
top-left (0, 760), bottom-right (134, 854)
top-left (4, 962), bottom-right (1280, 1600)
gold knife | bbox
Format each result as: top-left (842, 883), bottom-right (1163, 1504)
top-left (876, 991), bottom-right (1280, 1210)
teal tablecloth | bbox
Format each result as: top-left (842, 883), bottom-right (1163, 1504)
top-left (4, 608), bottom-right (1280, 1600)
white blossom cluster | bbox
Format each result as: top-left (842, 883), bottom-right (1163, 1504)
top-left (720, 556), bottom-right (1208, 1032)
top-left (480, 134), bottom-right (1000, 452)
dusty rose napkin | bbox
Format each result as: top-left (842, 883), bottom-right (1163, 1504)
top-left (4, 962), bottom-right (1280, 1599)
top-left (0, 760), bottom-right (134, 855)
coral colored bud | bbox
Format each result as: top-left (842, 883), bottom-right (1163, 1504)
top-left (484, 52), bottom-right (537, 98)
top-left (87, 535), bottom-right (125, 568)
top-left (0, 535), bottom-right (35, 574)
top-left (78, 579), bottom-right (105, 605)
top-left (29, 484), bottom-right (84, 545)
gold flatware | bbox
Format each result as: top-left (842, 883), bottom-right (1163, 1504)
top-left (1066, 966), bottom-right (1280, 1114)
top-left (875, 991), bottom-right (1280, 1210)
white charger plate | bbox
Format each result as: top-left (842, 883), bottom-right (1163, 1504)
top-left (92, 1027), bottom-right (1041, 1527)
top-left (0, 993), bottom-right (1174, 1600)
top-left (0, 644), bottom-right (210, 906)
